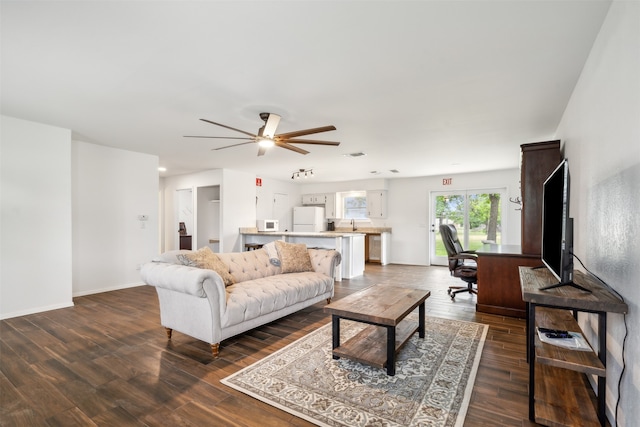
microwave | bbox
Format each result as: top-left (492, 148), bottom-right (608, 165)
top-left (257, 219), bottom-right (279, 232)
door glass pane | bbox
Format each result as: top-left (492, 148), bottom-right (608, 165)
top-left (467, 192), bottom-right (502, 250)
top-left (431, 190), bottom-right (503, 265)
top-left (435, 194), bottom-right (465, 257)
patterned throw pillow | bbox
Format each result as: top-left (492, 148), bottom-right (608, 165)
top-left (177, 247), bottom-right (235, 287)
top-left (274, 240), bottom-right (314, 273)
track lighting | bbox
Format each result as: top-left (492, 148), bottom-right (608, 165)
top-left (291, 168), bottom-right (314, 180)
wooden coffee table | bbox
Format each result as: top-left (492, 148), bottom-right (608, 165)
top-left (324, 284), bottom-right (430, 376)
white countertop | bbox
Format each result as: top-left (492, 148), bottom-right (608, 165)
top-left (240, 230), bottom-right (366, 237)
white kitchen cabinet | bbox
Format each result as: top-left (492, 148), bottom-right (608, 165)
top-left (342, 233), bottom-right (365, 279)
top-left (302, 193), bottom-right (326, 205)
top-left (324, 193), bottom-right (336, 218)
top-left (366, 190), bottom-right (388, 218)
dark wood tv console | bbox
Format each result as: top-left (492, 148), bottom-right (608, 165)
top-left (520, 267), bottom-right (627, 427)
top-left (476, 244), bottom-right (539, 318)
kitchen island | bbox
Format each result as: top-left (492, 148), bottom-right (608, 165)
top-left (334, 227), bottom-right (392, 264)
top-left (239, 229), bottom-right (365, 281)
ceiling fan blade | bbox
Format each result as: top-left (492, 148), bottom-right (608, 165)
top-left (275, 141), bottom-right (309, 155)
top-left (213, 141), bottom-right (256, 151)
top-left (257, 145), bottom-right (267, 156)
top-left (276, 125), bottom-right (336, 139)
top-left (280, 138), bottom-right (340, 146)
top-left (262, 114), bottom-right (281, 138)
top-left (200, 119), bottom-right (257, 138)
top-left (184, 135), bottom-right (254, 140)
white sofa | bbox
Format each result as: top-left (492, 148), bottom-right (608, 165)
top-left (140, 245), bottom-right (341, 358)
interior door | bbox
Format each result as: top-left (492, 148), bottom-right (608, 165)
top-left (273, 193), bottom-right (290, 232)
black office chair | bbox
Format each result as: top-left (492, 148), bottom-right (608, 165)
top-left (439, 224), bottom-right (478, 300)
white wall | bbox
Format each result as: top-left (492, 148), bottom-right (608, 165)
top-left (1, 116), bottom-right (73, 318)
top-left (298, 170), bottom-right (521, 265)
top-left (71, 141), bottom-right (159, 296)
top-left (390, 169), bottom-right (521, 265)
top-left (221, 169), bottom-right (257, 252)
top-left (555, 1), bottom-right (639, 424)
top-left (162, 168), bottom-right (256, 253)
top-left (302, 178), bottom-right (389, 195)
top-left (161, 169), bottom-right (222, 252)
top-left (255, 175), bottom-right (302, 227)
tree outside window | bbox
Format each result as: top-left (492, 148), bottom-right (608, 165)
top-left (435, 192), bottom-right (501, 254)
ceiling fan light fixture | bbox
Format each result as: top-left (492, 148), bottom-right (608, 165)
top-left (189, 114), bottom-right (338, 157)
top-left (258, 137), bottom-right (275, 148)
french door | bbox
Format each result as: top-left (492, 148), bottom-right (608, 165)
top-left (430, 189), bottom-right (504, 266)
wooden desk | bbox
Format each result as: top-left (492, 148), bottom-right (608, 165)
top-left (520, 267), bottom-right (627, 427)
top-left (476, 244), bottom-right (539, 318)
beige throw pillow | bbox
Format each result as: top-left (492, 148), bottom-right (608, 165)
top-left (274, 240), bottom-right (314, 273)
top-left (177, 246), bottom-right (235, 287)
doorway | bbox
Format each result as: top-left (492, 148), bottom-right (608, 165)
top-left (176, 188), bottom-right (194, 250)
top-left (430, 189), bottom-right (504, 265)
top-left (196, 185), bottom-right (220, 252)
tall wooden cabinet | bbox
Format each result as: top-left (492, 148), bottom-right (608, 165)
top-left (476, 141), bottom-right (561, 318)
top-left (520, 140), bottom-right (562, 254)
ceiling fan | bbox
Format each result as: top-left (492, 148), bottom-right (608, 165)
top-left (185, 112), bottom-right (340, 156)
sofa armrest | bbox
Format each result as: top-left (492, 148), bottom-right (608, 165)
top-left (308, 249), bottom-right (341, 278)
top-left (140, 262), bottom-right (227, 302)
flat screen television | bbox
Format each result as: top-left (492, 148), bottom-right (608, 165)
top-left (539, 159), bottom-right (590, 292)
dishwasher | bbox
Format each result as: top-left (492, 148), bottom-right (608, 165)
top-left (368, 235), bottom-right (382, 262)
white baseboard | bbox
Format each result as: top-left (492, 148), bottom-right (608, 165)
top-left (72, 281), bottom-right (146, 297)
top-left (1, 282), bottom-right (148, 320)
top-left (0, 301), bottom-right (75, 320)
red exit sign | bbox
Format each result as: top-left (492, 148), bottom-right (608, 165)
top-left (256, 177), bottom-right (262, 187)
top-left (442, 178), bottom-right (452, 185)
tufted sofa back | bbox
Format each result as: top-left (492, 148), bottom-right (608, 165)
top-left (216, 249), bottom-right (281, 283)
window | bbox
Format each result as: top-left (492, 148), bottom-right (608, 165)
top-left (340, 191), bottom-right (367, 219)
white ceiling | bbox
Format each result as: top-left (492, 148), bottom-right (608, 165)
top-left (1, 1), bottom-right (611, 182)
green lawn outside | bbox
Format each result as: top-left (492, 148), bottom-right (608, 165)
top-left (435, 231), bottom-right (501, 256)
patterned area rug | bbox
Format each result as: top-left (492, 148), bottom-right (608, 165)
top-left (221, 315), bottom-right (488, 427)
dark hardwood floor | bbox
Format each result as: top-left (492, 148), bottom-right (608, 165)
top-left (1, 264), bottom-right (541, 426)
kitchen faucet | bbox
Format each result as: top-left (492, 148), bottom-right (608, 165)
top-left (351, 219), bottom-right (357, 231)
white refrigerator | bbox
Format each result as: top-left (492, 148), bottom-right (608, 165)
top-left (293, 206), bottom-right (325, 232)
